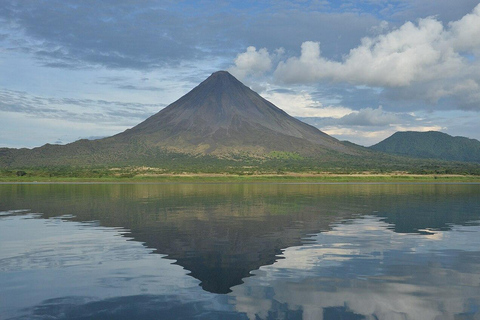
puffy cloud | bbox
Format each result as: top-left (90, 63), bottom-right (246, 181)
top-left (229, 47), bottom-right (287, 80)
top-left (228, 46), bottom-right (273, 79)
top-left (274, 19), bottom-right (463, 87)
top-left (447, 3), bottom-right (480, 52)
top-left (273, 4), bottom-right (480, 109)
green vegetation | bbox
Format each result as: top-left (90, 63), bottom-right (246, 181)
top-left (2, 166), bottom-right (480, 183)
top-left (267, 151), bottom-right (304, 160)
top-left (370, 131), bottom-right (480, 162)
top-left (2, 145), bottom-right (480, 183)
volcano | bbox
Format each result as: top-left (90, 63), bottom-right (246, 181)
top-left (111, 71), bottom-right (353, 156)
top-left (0, 71), bottom-right (365, 168)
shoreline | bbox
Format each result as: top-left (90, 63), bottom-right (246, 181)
top-left (2, 173), bottom-right (480, 183)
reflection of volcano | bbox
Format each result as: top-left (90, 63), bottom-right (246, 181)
top-left (1, 184), bottom-right (479, 294)
top-left (133, 210), bottom-right (342, 294)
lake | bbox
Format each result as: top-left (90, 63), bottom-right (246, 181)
top-left (1, 183), bottom-right (480, 319)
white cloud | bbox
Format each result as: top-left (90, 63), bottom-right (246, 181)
top-left (448, 4), bottom-right (480, 53)
top-left (228, 46), bottom-right (273, 79)
top-left (274, 20), bottom-right (464, 87)
top-left (272, 4), bottom-right (480, 108)
top-left (261, 90), bottom-right (353, 118)
top-left (321, 126), bottom-right (395, 145)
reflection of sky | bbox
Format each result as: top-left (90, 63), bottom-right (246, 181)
top-left (0, 212), bottom-right (220, 319)
top-left (231, 216), bottom-right (480, 320)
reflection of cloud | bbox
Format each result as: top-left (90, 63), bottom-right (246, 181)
top-left (0, 214), bottom-right (213, 319)
top-left (231, 216), bottom-right (480, 320)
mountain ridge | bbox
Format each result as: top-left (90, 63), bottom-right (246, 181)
top-left (369, 131), bottom-right (480, 163)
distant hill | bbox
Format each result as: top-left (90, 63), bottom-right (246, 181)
top-left (370, 131), bottom-right (480, 162)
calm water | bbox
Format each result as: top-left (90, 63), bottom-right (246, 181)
top-left (1, 183), bottom-right (480, 320)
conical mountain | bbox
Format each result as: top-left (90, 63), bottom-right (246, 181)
top-left (112, 71), bottom-right (352, 156)
top-left (0, 71), bottom-right (367, 168)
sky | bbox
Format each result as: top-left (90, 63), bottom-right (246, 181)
top-left (1, 0), bottom-right (480, 148)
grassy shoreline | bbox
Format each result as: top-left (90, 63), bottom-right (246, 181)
top-left (2, 173), bottom-right (480, 183)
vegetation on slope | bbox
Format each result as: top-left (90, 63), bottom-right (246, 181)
top-left (370, 131), bottom-right (480, 163)
top-left (2, 146), bottom-right (480, 181)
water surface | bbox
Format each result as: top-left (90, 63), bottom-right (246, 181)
top-left (1, 183), bottom-right (479, 319)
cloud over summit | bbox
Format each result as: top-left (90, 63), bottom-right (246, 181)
top-left (228, 46), bottom-right (274, 79)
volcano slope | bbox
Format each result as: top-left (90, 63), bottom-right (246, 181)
top-left (108, 70), bottom-right (361, 157)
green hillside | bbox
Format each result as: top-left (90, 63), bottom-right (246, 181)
top-left (370, 131), bottom-right (480, 163)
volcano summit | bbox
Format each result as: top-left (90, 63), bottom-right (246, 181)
top-left (114, 71), bottom-right (354, 156)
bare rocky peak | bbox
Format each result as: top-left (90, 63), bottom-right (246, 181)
top-left (120, 71), bottom-right (351, 154)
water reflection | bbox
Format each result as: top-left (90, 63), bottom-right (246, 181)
top-left (0, 213), bottom-right (221, 319)
top-left (1, 183), bottom-right (480, 319)
top-left (232, 216), bottom-right (480, 319)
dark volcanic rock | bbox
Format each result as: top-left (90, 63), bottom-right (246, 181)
top-left (115, 71), bottom-right (352, 155)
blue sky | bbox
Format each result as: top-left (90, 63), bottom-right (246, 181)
top-left (1, 0), bottom-right (480, 147)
